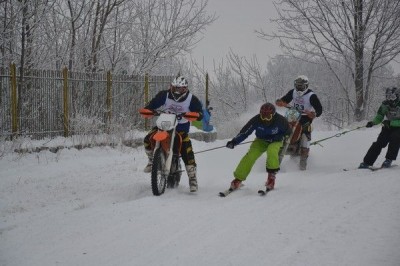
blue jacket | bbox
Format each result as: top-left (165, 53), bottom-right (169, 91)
top-left (232, 113), bottom-right (291, 145)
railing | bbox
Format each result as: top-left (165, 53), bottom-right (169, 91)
top-left (0, 64), bottom-right (173, 140)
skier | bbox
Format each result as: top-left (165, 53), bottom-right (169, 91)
top-left (275, 75), bottom-right (323, 170)
top-left (226, 103), bottom-right (291, 191)
top-left (359, 87), bottom-right (400, 169)
top-left (142, 76), bottom-right (203, 192)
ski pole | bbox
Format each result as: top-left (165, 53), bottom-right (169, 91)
top-left (194, 140), bottom-right (253, 154)
top-left (310, 125), bottom-right (366, 146)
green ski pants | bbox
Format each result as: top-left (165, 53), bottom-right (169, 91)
top-left (233, 138), bottom-right (282, 181)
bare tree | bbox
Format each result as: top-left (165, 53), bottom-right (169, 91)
top-left (125, 0), bottom-right (216, 74)
top-left (65, 0), bottom-right (88, 70)
top-left (257, 0), bottom-right (400, 121)
top-left (84, 0), bottom-right (125, 72)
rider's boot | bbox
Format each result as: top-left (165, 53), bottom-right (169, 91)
top-left (278, 139), bottom-right (287, 163)
top-left (186, 164), bottom-right (198, 192)
top-left (299, 147), bottom-right (309, 170)
top-left (143, 149), bottom-right (153, 173)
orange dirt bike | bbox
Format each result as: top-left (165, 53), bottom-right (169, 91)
top-left (139, 108), bottom-right (199, 196)
top-left (279, 106), bottom-right (303, 163)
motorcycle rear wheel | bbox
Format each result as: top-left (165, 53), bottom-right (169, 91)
top-left (167, 155), bottom-right (182, 188)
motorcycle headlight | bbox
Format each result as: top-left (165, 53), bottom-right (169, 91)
top-left (160, 121), bottom-right (172, 131)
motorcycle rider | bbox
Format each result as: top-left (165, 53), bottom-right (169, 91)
top-left (142, 76), bottom-right (203, 192)
top-left (276, 75), bottom-right (323, 170)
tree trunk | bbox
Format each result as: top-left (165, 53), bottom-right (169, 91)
top-left (353, 0), bottom-right (365, 121)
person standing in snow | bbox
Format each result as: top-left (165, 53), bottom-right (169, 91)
top-left (275, 75), bottom-right (323, 170)
top-left (141, 76), bottom-right (203, 192)
top-left (359, 87), bottom-right (400, 169)
top-left (226, 103), bottom-right (291, 191)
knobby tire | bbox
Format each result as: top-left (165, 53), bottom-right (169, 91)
top-left (167, 155), bottom-right (181, 188)
top-left (151, 148), bottom-right (166, 196)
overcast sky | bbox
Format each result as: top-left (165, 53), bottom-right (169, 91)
top-left (189, 0), bottom-right (280, 72)
top-left (190, 0), bottom-right (400, 74)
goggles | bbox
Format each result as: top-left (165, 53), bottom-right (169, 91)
top-left (171, 86), bottom-right (188, 94)
top-left (260, 110), bottom-right (274, 121)
top-left (260, 114), bottom-right (273, 121)
top-left (295, 84), bottom-right (307, 91)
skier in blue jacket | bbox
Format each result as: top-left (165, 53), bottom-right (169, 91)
top-left (226, 103), bottom-right (291, 191)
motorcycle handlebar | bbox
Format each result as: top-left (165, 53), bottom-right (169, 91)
top-left (139, 108), bottom-right (199, 121)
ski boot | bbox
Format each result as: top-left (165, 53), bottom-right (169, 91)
top-left (266, 172), bottom-right (276, 190)
top-left (230, 178), bottom-right (242, 190)
top-left (381, 159), bottom-right (392, 168)
top-left (358, 162), bottom-right (370, 169)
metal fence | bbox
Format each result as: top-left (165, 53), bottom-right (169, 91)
top-left (0, 65), bottom-right (173, 139)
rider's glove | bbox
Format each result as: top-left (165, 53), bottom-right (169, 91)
top-left (382, 120), bottom-right (391, 128)
top-left (184, 112), bottom-right (200, 121)
top-left (304, 110), bottom-right (316, 119)
top-left (139, 108), bottom-right (156, 118)
top-left (275, 99), bottom-right (287, 107)
top-left (366, 121), bottom-right (374, 128)
top-left (226, 140), bottom-right (235, 149)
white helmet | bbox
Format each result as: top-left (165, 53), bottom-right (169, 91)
top-left (171, 76), bottom-right (188, 88)
top-left (170, 76), bottom-right (188, 101)
top-left (294, 75), bottom-right (309, 96)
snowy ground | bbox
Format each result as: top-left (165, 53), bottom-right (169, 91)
top-left (1, 127), bottom-right (400, 266)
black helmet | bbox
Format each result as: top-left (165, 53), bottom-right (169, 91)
top-left (385, 87), bottom-right (400, 106)
top-left (260, 102), bottom-right (276, 121)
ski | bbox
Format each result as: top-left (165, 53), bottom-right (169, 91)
top-left (218, 184), bottom-right (244, 197)
top-left (367, 164), bottom-right (398, 171)
top-left (343, 164), bottom-right (397, 172)
top-left (218, 188), bottom-right (235, 197)
top-left (258, 188), bottom-right (272, 196)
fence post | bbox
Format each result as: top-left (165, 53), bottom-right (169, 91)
top-left (144, 73), bottom-right (149, 130)
top-left (205, 72), bottom-right (209, 107)
top-left (106, 71), bottom-right (112, 132)
top-left (10, 63), bottom-right (18, 139)
top-left (62, 67), bottom-right (69, 137)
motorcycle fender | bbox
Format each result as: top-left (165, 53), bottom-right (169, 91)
top-left (153, 131), bottom-right (168, 141)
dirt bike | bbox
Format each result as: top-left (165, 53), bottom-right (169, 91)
top-left (279, 106), bottom-right (303, 163)
top-left (139, 108), bottom-right (199, 196)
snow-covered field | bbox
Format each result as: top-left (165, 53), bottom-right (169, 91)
top-left (1, 127), bottom-right (399, 266)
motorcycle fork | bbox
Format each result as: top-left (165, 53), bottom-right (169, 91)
top-left (153, 128), bottom-right (176, 176)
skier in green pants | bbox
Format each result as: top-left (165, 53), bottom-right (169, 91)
top-left (226, 103), bottom-right (291, 190)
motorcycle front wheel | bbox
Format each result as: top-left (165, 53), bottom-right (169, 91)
top-left (151, 147), bottom-right (167, 196)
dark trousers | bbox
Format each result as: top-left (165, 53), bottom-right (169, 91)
top-left (363, 126), bottom-right (400, 165)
